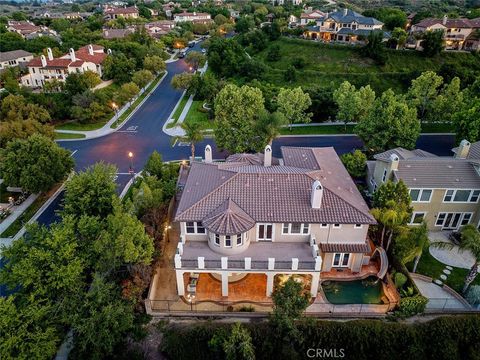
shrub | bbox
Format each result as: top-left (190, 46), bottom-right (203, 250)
top-left (395, 295), bottom-right (428, 318)
top-left (466, 285), bottom-right (480, 306)
top-left (291, 57), bottom-right (306, 69)
top-left (237, 305), bottom-right (255, 312)
top-left (394, 272), bottom-right (408, 289)
top-left (266, 44), bottom-right (281, 62)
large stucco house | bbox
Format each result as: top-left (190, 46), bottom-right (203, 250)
top-left (367, 140), bottom-right (480, 231)
top-left (172, 146), bottom-right (387, 300)
top-left (304, 9), bottom-right (385, 44)
top-left (21, 45), bottom-right (108, 88)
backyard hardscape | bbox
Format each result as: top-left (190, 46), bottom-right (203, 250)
top-left (428, 231), bottom-right (479, 271)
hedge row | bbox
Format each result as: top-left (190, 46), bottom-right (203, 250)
top-left (161, 315), bottom-right (480, 360)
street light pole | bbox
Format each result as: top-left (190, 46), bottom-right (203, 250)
top-left (128, 151), bottom-right (134, 176)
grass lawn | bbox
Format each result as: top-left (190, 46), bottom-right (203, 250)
top-left (0, 183), bottom-right (62, 237)
top-left (111, 74), bottom-right (164, 129)
top-left (279, 122), bottom-right (454, 136)
top-left (166, 94), bottom-right (189, 129)
top-left (408, 248), bottom-right (480, 295)
top-left (184, 100), bottom-right (212, 130)
top-left (55, 132), bottom-right (87, 140)
top-left (55, 121), bottom-right (106, 131)
top-left (250, 37), bottom-right (478, 93)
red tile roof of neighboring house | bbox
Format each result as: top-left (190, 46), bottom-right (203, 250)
top-left (26, 45), bottom-right (107, 68)
top-left (176, 11), bottom-right (210, 17)
top-left (104, 6), bottom-right (138, 15)
top-left (415, 17), bottom-right (474, 29)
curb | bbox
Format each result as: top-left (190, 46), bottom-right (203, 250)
top-left (55, 72), bottom-right (168, 142)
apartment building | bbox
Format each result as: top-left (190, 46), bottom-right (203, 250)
top-left (304, 8), bottom-right (385, 44)
top-left (21, 45), bottom-right (108, 88)
top-left (172, 146), bottom-right (388, 299)
top-left (367, 140), bottom-right (480, 231)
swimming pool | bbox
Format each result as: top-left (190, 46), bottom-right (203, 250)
top-left (322, 277), bottom-right (384, 304)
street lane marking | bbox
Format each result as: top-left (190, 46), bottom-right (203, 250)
top-left (70, 150), bottom-right (77, 157)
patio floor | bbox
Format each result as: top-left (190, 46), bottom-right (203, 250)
top-left (321, 262), bottom-right (379, 280)
top-left (429, 231), bottom-right (478, 270)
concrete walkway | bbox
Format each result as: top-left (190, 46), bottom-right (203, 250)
top-left (0, 193), bottom-right (38, 235)
top-left (429, 231), bottom-right (478, 270)
top-left (411, 274), bottom-right (470, 311)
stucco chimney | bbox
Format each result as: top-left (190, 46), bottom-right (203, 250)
top-left (311, 180), bottom-right (323, 209)
top-left (264, 145), bottom-right (272, 167)
top-left (69, 48), bottom-right (76, 62)
top-left (47, 47), bottom-right (53, 60)
top-left (442, 15), bottom-right (448, 25)
top-left (40, 54), bottom-right (47, 67)
top-left (455, 139), bottom-right (471, 159)
top-left (388, 153), bottom-right (399, 172)
top-left (204, 145), bottom-right (212, 163)
top-left (88, 44), bottom-right (94, 55)
top-left (343, 8), bottom-right (348, 16)
top-left (107, 48), bottom-right (112, 55)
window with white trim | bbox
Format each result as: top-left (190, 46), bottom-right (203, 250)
top-left (320, 223), bottom-right (328, 228)
top-left (354, 224), bottom-right (363, 229)
top-left (409, 212), bottom-right (426, 225)
top-left (410, 189), bottom-right (433, 202)
top-left (443, 189), bottom-right (480, 203)
top-left (225, 235), bottom-right (231, 248)
top-left (282, 223), bottom-right (310, 235)
top-left (185, 222), bottom-right (206, 234)
top-left (332, 253), bottom-right (350, 267)
top-left (461, 213), bottom-right (472, 226)
top-left (435, 213), bottom-right (446, 226)
top-left (214, 234), bottom-right (220, 246)
top-left (333, 224), bottom-right (341, 228)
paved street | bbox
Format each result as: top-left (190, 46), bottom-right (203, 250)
top-left (36, 41), bottom-right (456, 226)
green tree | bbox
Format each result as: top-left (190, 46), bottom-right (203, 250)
top-left (0, 134), bottom-right (73, 193)
top-left (70, 276), bottom-right (135, 359)
top-left (185, 51), bottom-right (206, 70)
top-left (394, 222), bottom-right (429, 272)
top-left (223, 323), bottom-right (255, 360)
top-left (117, 82), bottom-right (140, 105)
top-left (453, 96), bottom-right (480, 143)
top-left (1, 94), bottom-right (51, 123)
top-left (333, 81), bottom-right (375, 128)
top-left (255, 110), bottom-right (286, 146)
top-left (94, 199), bottom-right (154, 273)
top-left (103, 53), bottom-right (136, 84)
top-left (372, 180), bottom-right (412, 210)
top-left (428, 77), bottom-right (463, 123)
top-left (390, 27), bottom-right (407, 49)
top-left (0, 119), bottom-right (55, 148)
top-left (433, 225), bottom-right (480, 293)
top-left (362, 30), bottom-right (386, 65)
top-left (276, 87), bottom-right (312, 130)
top-left (355, 89), bottom-right (420, 153)
top-left (266, 44), bottom-right (281, 61)
top-left (214, 14), bottom-right (228, 25)
top-left (407, 71), bottom-right (444, 121)
top-left (143, 55), bottom-right (166, 75)
top-left (172, 121), bottom-right (204, 161)
top-left (421, 30), bottom-right (445, 57)
top-left (143, 150), bottom-right (165, 178)
top-left (371, 200), bottom-right (411, 250)
top-left (235, 16), bottom-right (255, 34)
top-left (340, 150), bottom-right (367, 178)
top-left (214, 84), bottom-right (265, 153)
top-left (171, 72), bottom-right (195, 91)
top-left (132, 69), bottom-right (154, 89)
top-left (207, 38), bottom-right (248, 77)
top-left (63, 162), bottom-right (117, 218)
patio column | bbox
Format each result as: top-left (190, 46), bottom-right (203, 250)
top-left (221, 272), bottom-right (229, 297)
top-left (266, 272), bottom-right (274, 297)
top-left (176, 270), bottom-right (185, 296)
top-left (310, 272), bottom-right (320, 297)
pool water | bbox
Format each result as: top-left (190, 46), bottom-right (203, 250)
top-left (322, 277), bottom-right (384, 304)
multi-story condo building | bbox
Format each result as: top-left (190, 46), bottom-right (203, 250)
top-left (173, 146), bottom-right (387, 299)
top-left (21, 45), bottom-right (108, 88)
top-left (0, 50), bottom-right (33, 71)
top-left (367, 140), bottom-right (480, 231)
top-left (304, 9), bottom-right (385, 44)
top-left (409, 15), bottom-right (480, 51)
top-left (173, 11), bottom-right (212, 24)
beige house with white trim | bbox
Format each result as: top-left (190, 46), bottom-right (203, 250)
top-left (173, 146), bottom-right (388, 300)
top-left (367, 140), bottom-right (480, 231)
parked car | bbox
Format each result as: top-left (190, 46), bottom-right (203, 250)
top-left (178, 50), bottom-right (186, 58)
top-left (188, 41), bottom-right (195, 48)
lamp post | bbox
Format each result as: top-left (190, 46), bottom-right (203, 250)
top-left (111, 102), bottom-right (119, 125)
top-left (128, 151), bottom-right (134, 175)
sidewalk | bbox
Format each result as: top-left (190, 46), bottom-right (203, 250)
top-left (0, 193), bottom-right (38, 235)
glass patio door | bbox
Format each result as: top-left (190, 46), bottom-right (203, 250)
top-left (443, 213), bottom-right (462, 230)
top-left (258, 224), bottom-right (273, 241)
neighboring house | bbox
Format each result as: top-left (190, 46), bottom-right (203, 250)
top-left (228, 9), bottom-right (240, 19)
top-left (21, 45), bottom-right (108, 88)
top-left (173, 11), bottom-right (212, 24)
top-left (367, 140), bottom-right (480, 231)
top-left (7, 20), bottom-right (58, 40)
top-left (410, 15), bottom-right (480, 51)
top-left (102, 27), bottom-right (135, 39)
top-left (300, 9), bottom-right (325, 26)
top-left (173, 145), bottom-right (388, 299)
top-left (0, 50), bottom-right (33, 71)
top-left (104, 6), bottom-right (139, 20)
top-left (304, 9), bottom-right (385, 44)
top-left (145, 20), bottom-right (175, 38)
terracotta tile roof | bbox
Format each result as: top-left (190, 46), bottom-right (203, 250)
top-left (374, 147), bottom-right (437, 161)
top-left (175, 147), bottom-right (376, 226)
top-left (225, 153), bottom-right (279, 166)
top-left (27, 45), bottom-right (107, 68)
top-left (202, 198), bottom-right (256, 235)
top-left (415, 17), bottom-right (474, 29)
top-left (105, 6), bottom-right (138, 15)
top-left (319, 242), bottom-right (370, 253)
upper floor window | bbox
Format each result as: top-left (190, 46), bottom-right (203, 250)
top-left (333, 224), bottom-right (341, 229)
top-left (443, 189), bottom-right (480, 203)
top-left (214, 234), bottom-right (220, 246)
top-left (409, 212), bottom-right (426, 225)
top-left (282, 223), bottom-right (310, 235)
top-left (382, 169), bottom-right (387, 182)
top-left (185, 222), bottom-right (206, 234)
top-left (225, 235), bottom-right (232, 248)
top-left (354, 224), bottom-right (363, 229)
top-left (237, 234), bottom-right (243, 246)
top-left (410, 189), bottom-right (433, 203)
